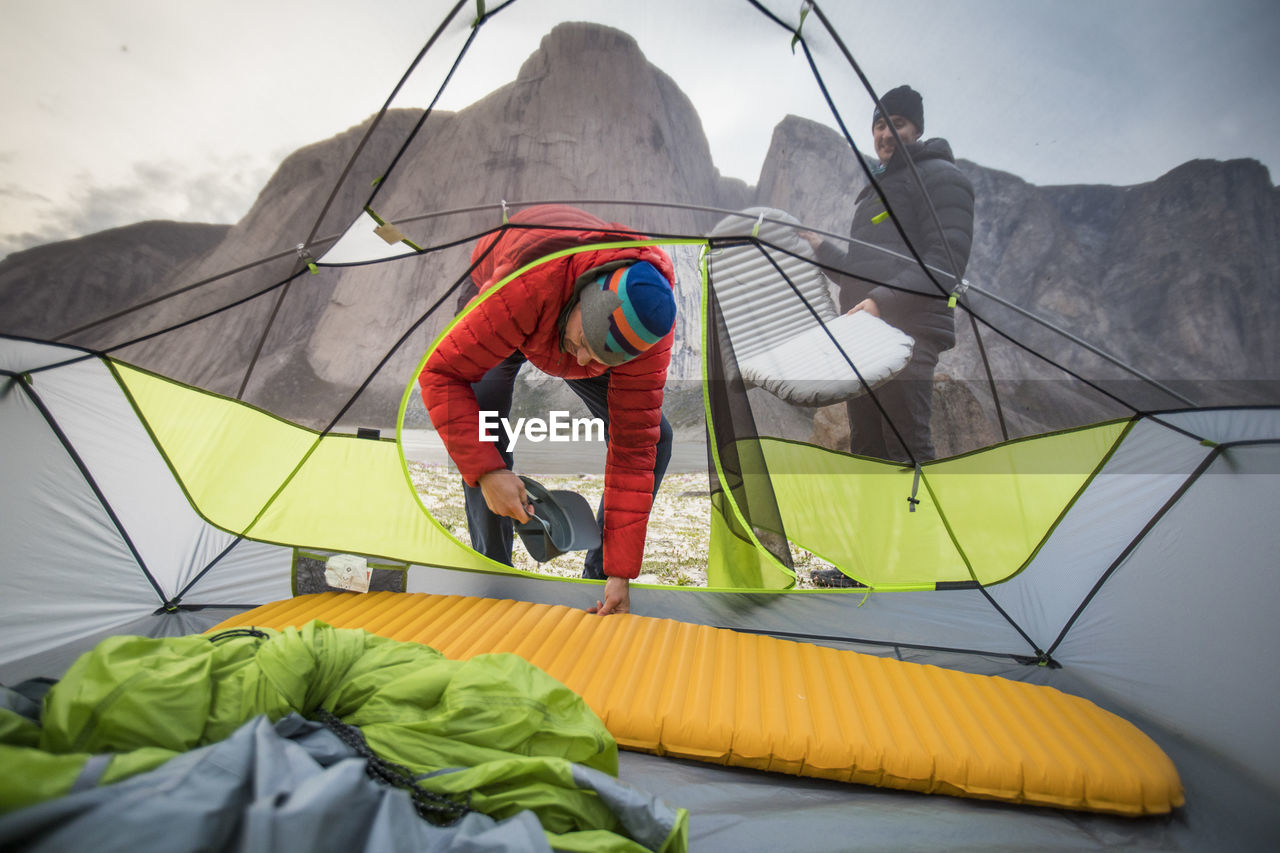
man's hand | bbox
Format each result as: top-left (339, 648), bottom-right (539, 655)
top-left (478, 469), bottom-right (534, 523)
top-left (588, 576), bottom-right (630, 616)
top-left (846, 297), bottom-right (880, 318)
top-left (797, 230), bottom-right (824, 253)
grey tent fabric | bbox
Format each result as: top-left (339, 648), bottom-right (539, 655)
top-left (568, 764), bottom-right (683, 851)
top-left (0, 608), bottom-right (255, 688)
top-left (0, 683), bottom-right (43, 722)
top-left (615, 726), bottom-right (1280, 853)
top-left (1055, 441), bottom-right (1280, 794)
top-left (0, 338), bottom-right (290, 686)
top-left (0, 714), bottom-right (552, 853)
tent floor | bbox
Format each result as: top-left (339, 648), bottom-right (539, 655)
top-left (212, 591), bottom-right (1184, 817)
top-left (615, 717), bottom-right (1279, 852)
top-left (7, 595), bottom-right (1276, 849)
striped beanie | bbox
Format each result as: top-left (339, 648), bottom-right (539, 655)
top-left (578, 261), bottom-right (676, 366)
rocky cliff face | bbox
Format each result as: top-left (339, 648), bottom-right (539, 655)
top-left (90, 22), bottom-right (737, 428)
top-left (944, 155), bottom-right (1280, 449)
top-left (963, 157), bottom-right (1280, 385)
top-left (109, 107), bottom-right (431, 421)
top-left (756, 114), bottom-right (1280, 452)
top-left (755, 114), bottom-right (873, 235)
top-left (0, 221), bottom-right (229, 341)
top-left (292, 23), bottom-right (731, 426)
top-left (2, 21), bottom-right (1276, 448)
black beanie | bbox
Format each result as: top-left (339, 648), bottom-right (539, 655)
top-left (872, 85), bottom-right (924, 134)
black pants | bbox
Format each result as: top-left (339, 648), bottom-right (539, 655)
top-left (847, 346), bottom-right (939, 463)
top-left (462, 351), bottom-right (674, 578)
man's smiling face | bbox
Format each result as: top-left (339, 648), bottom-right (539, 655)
top-left (873, 114), bottom-right (921, 163)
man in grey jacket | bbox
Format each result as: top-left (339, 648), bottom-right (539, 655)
top-left (804, 84), bottom-right (975, 466)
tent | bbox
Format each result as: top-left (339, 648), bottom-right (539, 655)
top-left (3, 1), bottom-right (1279, 849)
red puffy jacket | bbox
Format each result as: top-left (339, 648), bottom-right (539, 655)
top-left (418, 204), bottom-right (676, 579)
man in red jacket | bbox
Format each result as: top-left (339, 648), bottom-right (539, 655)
top-left (419, 205), bottom-right (677, 616)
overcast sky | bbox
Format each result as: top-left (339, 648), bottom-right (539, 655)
top-left (2, 0), bottom-right (1277, 259)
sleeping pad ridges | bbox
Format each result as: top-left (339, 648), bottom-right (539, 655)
top-left (211, 592), bottom-right (1185, 817)
top-left (0, 621), bottom-right (689, 853)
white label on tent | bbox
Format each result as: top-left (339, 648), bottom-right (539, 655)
top-left (324, 553), bottom-right (371, 593)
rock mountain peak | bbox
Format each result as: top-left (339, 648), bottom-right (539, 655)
top-left (1, 20), bottom-right (1275, 446)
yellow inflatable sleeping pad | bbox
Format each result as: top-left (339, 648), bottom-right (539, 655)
top-left (210, 591), bottom-right (1183, 816)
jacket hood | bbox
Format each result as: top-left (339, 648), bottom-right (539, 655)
top-left (469, 204), bottom-right (640, 291)
top-left (884, 137), bottom-right (956, 170)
